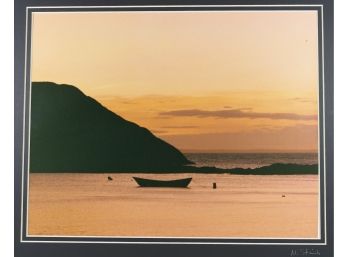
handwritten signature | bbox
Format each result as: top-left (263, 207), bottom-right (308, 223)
top-left (290, 249), bottom-right (320, 256)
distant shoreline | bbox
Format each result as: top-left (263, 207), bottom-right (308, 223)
top-left (182, 150), bottom-right (318, 154)
top-left (30, 163), bottom-right (318, 175)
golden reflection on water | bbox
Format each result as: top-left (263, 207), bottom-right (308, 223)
top-left (28, 173), bottom-right (318, 238)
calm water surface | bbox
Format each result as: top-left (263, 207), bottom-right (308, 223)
top-left (29, 173), bottom-right (319, 238)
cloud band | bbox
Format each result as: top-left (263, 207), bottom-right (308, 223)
top-left (159, 109), bottom-right (317, 121)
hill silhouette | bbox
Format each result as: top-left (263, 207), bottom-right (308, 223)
top-left (29, 82), bottom-right (318, 175)
top-left (30, 82), bottom-right (193, 172)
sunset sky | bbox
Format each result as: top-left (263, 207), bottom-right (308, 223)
top-left (31, 11), bottom-right (319, 152)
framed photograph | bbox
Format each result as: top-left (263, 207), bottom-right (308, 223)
top-left (14, 1), bottom-right (334, 256)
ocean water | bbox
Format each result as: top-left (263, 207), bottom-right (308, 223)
top-left (28, 153), bottom-right (319, 237)
top-left (184, 152), bottom-right (318, 169)
top-left (29, 173), bottom-right (319, 238)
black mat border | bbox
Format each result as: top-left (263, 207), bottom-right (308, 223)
top-left (14, 1), bottom-right (333, 256)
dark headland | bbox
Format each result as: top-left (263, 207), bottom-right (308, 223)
top-left (30, 82), bottom-right (317, 175)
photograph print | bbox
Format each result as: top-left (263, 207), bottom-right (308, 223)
top-left (17, 4), bottom-right (331, 248)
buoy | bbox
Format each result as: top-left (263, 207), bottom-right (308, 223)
top-left (213, 182), bottom-right (217, 189)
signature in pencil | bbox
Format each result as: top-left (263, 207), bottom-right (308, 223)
top-left (290, 248), bottom-right (320, 256)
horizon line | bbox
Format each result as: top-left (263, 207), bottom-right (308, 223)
top-left (181, 149), bottom-right (318, 153)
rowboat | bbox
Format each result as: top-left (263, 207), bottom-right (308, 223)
top-left (133, 177), bottom-right (192, 188)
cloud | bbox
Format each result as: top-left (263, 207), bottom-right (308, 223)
top-left (150, 129), bottom-right (168, 134)
top-left (159, 109), bottom-right (317, 121)
top-left (162, 125), bottom-right (198, 129)
top-left (121, 101), bottom-right (134, 105)
top-left (288, 97), bottom-right (315, 103)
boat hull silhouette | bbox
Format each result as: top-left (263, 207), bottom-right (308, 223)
top-left (133, 177), bottom-right (192, 188)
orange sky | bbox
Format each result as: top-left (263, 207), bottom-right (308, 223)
top-left (31, 11), bottom-right (319, 152)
